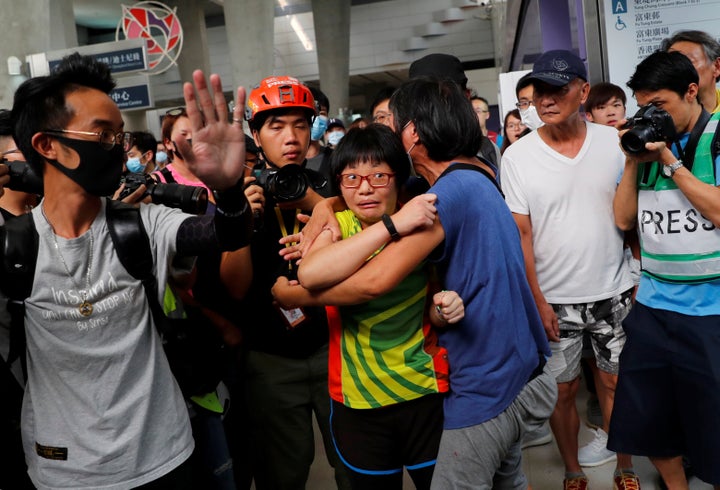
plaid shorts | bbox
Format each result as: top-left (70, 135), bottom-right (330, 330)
top-left (547, 289), bottom-right (633, 383)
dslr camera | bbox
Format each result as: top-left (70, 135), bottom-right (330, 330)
top-left (118, 173), bottom-right (208, 214)
top-left (251, 164), bottom-right (310, 202)
top-left (621, 104), bottom-right (676, 155)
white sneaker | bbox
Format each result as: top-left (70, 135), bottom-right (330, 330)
top-left (578, 428), bottom-right (616, 467)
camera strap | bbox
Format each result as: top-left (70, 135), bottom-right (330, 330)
top-left (275, 207), bottom-right (301, 273)
top-left (674, 109), bottom-right (711, 172)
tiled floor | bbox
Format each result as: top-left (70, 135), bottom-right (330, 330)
top-left (301, 389), bottom-right (714, 490)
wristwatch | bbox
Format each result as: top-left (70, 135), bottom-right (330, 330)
top-left (661, 160), bottom-right (684, 178)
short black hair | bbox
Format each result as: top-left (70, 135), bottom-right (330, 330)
top-left (584, 82), bottom-right (627, 113)
top-left (627, 51), bottom-right (699, 100)
top-left (330, 124), bottom-right (410, 192)
top-left (131, 131), bottom-right (157, 161)
top-left (661, 30), bottom-right (720, 82)
top-left (390, 77), bottom-right (482, 162)
top-left (369, 87), bottom-right (396, 114)
top-left (11, 52), bottom-right (116, 175)
top-left (516, 73), bottom-right (533, 98)
top-left (470, 93), bottom-right (489, 106)
top-left (309, 87), bottom-right (330, 114)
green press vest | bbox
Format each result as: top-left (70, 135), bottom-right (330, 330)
top-left (637, 112), bottom-right (720, 283)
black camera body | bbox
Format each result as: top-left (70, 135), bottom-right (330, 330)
top-left (4, 160), bottom-right (43, 195)
top-left (252, 164), bottom-right (309, 202)
top-left (119, 173), bottom-right (208, 214)
top-left (621, 104), bottom-right (676, 155)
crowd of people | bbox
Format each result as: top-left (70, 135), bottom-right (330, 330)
top-left (0, 26), bottom-right (718, 490)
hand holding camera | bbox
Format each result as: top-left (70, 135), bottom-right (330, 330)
top-left (118, 173), bottom-right (209, 214)
top-left (620, 104), bottom-right (676, 156)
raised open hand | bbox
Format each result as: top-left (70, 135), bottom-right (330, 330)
top-left (179, 70), bottom-right (247, 191)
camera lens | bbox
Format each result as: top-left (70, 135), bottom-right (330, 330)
top-left (268, 165), bottom-right (308, 202)
top-left (150, 183), bottom-right (208, 214)
top-left (621, 126), bottom-right (656, 155)
top-left (5, 160), bottom-right (43, 194)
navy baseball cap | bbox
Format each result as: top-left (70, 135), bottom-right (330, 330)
top-left (528, 50), bottom-right (587, 86)
top-left (327, 118), bottom-right (345, 130)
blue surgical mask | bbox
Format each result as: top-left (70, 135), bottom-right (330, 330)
top-left (126, 157), bottom-right (147, 174)
top-left (311, 115), bottom-right (328, 141)
top-left (156, 151), bottom-right (168, 165)
top-left (327, 131), bottom-right (344, 146)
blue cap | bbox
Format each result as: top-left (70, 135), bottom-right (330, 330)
top-left (528, 50), bottom-right (587, 86)
top-left (327, 118), bottom-right (345, 130)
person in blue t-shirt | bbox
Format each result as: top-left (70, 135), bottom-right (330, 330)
top-left (611, 50), bottom-right (720, 488)
top-left (284, 78), bottom-right (557, 489)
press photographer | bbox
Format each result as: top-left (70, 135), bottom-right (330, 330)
top-left (611, 50), bottom-right (720, 488)
top-left (235, 76), bottom-right (350, 490)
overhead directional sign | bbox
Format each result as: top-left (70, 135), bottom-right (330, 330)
top-left (28, 39), bottom-right (148, 77)
top-left (110, 74), bottom-right (154, 111)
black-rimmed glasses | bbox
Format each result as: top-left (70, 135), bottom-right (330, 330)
top-left (339, 172), bottom-right (395, 188)
top-left (44, 129), bottom-right (134, 152)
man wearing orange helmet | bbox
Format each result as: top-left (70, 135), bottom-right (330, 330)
top-left (238, 76), bottom-right (349, 490)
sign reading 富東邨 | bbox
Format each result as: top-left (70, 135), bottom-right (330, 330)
top-left (602, 0), bottom-right (720, 115)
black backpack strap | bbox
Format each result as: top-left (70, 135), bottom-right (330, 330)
top-left (105, 199), bottom-right (167, 335)
top-left (0, 213), bottom-right (38, 371)
top-left (160, 167), bottom-right (176, 184)
top-left (437, 162), bottom-right (504, 199)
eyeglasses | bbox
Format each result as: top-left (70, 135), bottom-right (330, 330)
top-left (339, 172), bottom-right (395, 188)
top-left (515, 100), bottom-right (534, 110)
top-left (44, 129), bottom-right (134, 152)
top-left (506, 122), bottom-right (526, 130)
top-left (474, 109), bottom-right (490, 114)
top-left (372, 112), bottom-right (392, 124)
top-left (165, 107), bottom-right (186, 117)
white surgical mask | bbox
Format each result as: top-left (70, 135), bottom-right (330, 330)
top-left (327, 131), bottom-right (345, 146)
top-left (519, 105), bottom-right (544, 131)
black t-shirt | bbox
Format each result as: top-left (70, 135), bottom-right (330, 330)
top-left (239, 191), bottom-right (330, 358)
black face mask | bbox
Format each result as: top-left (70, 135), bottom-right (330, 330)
top-left (172, 139), bottom-right (192, 161)
top-left (49, 136), bottom-right (124, 196)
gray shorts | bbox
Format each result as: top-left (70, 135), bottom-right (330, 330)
top-left (431, 365), bottom-right (558, 490)
top-left (547, 290), bottom-right (632, 383)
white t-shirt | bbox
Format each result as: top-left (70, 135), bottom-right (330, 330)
top-left (501, 121), bottom-right (633, 303)
top-left (23, 200), bottom-right (194, 490)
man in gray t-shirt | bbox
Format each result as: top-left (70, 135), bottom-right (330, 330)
top-left (7, 53), bottom-right (253, 490)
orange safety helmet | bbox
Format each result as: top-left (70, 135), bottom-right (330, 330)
top-left (245, 76), bottom-right (316, 125)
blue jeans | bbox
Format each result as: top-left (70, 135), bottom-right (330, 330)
top-left (190, 404), bottom-right (236, 489)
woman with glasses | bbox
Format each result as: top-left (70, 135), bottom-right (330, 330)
top-left (500, 109), bottom-right (529, 155)
top-left (272, 124), bottom-right (463, 490)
